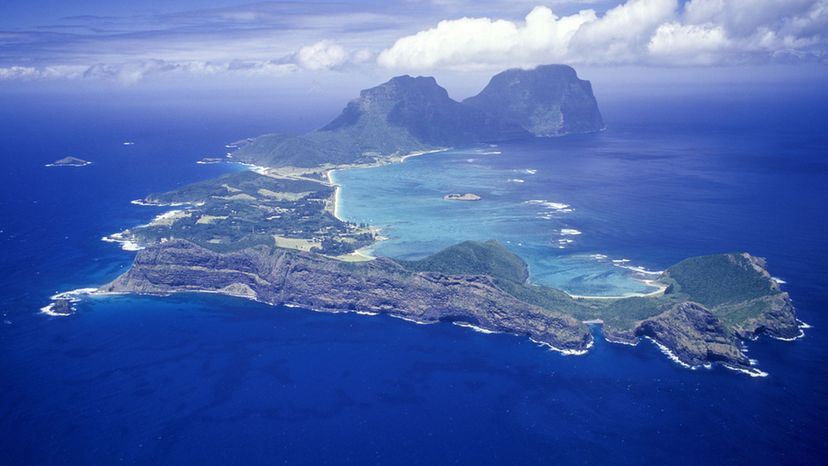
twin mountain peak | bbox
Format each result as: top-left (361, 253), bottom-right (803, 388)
top-left (234, 64), bottom-right (605, 168)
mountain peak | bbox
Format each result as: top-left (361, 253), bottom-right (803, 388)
top-left (387, 74), bottom-right (436, 85)
top-left (234, 64), bottom-right (602, 168)
top-left (321, 74), bottom-right (524, 146)
top-left (463, 64), bottom-right (604, 136)
top-left (360, 75), bottom-right (449, 102)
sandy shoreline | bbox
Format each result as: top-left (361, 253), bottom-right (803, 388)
top-left (326, 169), bottom-right (342, 221)
top-left (321, 148), bottom-right (449, 261)
top-left (108, 149), bottom-right (449, 263)
top-left (325, 148), bottom-right (448, 221)
top-left (566, 279), bottom-right (669, 300)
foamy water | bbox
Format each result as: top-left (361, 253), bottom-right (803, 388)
top-left (453, 321), bottom-right (500, 334)
top-left (561, 228), bottom-right (582, 236)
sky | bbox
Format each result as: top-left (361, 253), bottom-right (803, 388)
top-left (1, 0), bottom-right (826, 102)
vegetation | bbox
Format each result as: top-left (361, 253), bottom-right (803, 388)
top-left (128, 171), bottom-right (374, 254)
top-left (145, 170), bottom-right (323, 204)
top-left (492, 279), bottom-right (596, 320)
top-left (662, 253), bottom-right (778, 307)
top-left (397, 240), bottom-right (529, 283)
top-left (395, 241), bottom-right (786, 333)
top-left (598, 296), bottom-right (672, 329)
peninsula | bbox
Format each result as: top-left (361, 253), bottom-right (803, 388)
top-left (52, 64), bottom-right (802, 376)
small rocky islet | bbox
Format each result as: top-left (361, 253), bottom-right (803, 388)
top-left (443, 193), bottom-right (481, 201)
top-left (46, 156), bottom-right (92, 167)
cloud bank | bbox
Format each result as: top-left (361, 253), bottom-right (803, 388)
top-left (378, 0), bottom-right (828, 69)
top-left (0, 40), bottom-right (368, 84)
top-left (0, 0), bottom-right (825, 82)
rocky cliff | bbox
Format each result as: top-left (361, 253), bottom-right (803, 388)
top-left (635, 302), bottom-right (750, 368)
top-left (95, 239), bottom-right (800, 375)
top-left (463, 65), bottom-right (604, 136)
top-left (661, 253), bottom-right (801, 340)
top-left (100, 240), bottom-right (592, 353)
top-left (595, 253), bottom-right (799, 375)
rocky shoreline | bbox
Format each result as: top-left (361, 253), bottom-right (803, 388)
top-left (86, 239), bottom-right (800, 375)
top-left (99, 240), bottom-right (593, 353)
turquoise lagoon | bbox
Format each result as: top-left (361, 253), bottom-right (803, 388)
top-left (333, 146), bottom-right (658, 297)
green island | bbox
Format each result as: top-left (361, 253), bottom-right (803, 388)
top-left (53, 65), bottom-right (802, 376)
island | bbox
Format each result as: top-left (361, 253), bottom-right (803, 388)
top-left (49, 64), bottom-right (803, 376)
top-left (444, 193), bottom-right (481, 201)
top-left (40, 298), bottom-right (74, 316)
top-left (46, 156), bottom-right (92, 167)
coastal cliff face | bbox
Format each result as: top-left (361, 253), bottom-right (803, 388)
top-left (101, 240), bottom-right (592, 353)
top-left (95, 238), bottom-right (800, 375)
top-left (635, 303), bottom-right (749, 368)
top-left (463, 65), bottom-right (604, 136)
top-left (732, 294), bottom-right (799, 340)
top-left (479, 249), bottom-right (797, 373)
top-left (660, 252), bottom-right (801, 341)
top-left (594, 253), bottom-right (800, 374)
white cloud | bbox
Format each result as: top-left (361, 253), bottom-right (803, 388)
top-left (0, 40), bottom-right (358, 83)
top-left (0, 65), bottom-right (87, 80)
top-left (648, 22), bottom-right (730, 64)
top-left (295, 41), bottom-right (349, 70)
top-left (684, 0), bottom-right (820, 35)
top-left (351, 49), bottom-right (375, 64)
top-left (377, 6), bottom-right (596, 70)
top-left (569, 0), bottom-right (677, 62)
top-left (378, 0), bottom-right (828, 69)
top-left (0, 59), bottom-right (299, 84)
top-left (1, 1), bottom-right (826, 82)
top-left (0, 66), bottom-right (40, 80)
top-left (85, 60), bottom-right (301, 84)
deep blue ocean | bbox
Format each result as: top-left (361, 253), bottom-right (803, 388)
top-left (1, 87), bottom-right (827, 464)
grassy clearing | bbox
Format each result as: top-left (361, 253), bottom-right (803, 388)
top-left (274, 235), bottom-right (320, 252)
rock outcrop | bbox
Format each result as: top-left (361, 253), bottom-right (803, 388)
top-left (635, 302), bottom-right (749, 368)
